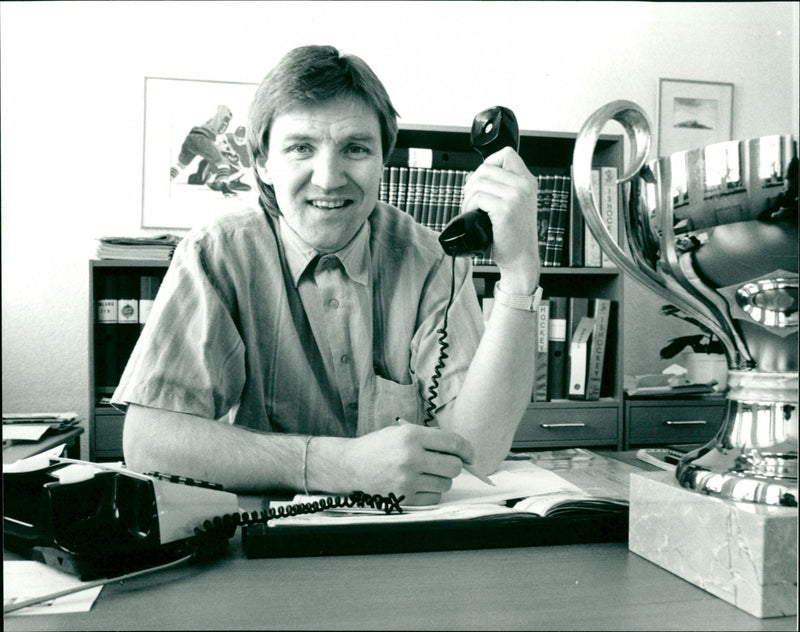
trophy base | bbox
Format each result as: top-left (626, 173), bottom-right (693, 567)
top-left (629, 471), bottom-right (798, 619)
top-left (677, 371), bottom-right (798, 507)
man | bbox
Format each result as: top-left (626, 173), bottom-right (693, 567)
top-left (187, 126), bottom-right (252, 192)
top-left (117, 45), bottom-right (540, 505)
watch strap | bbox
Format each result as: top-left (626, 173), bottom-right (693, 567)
top-left (493, 283), bottom-right (543, 312)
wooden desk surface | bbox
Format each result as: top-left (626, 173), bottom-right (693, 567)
top-left (4, 539), bottom-right (796, 631)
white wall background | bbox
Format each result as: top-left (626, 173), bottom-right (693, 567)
top-left (2, 1), bottom-right (798, 459)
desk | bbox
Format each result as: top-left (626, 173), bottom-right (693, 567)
top-left (4, 539), bottom-right (796, 630)
top-left (2, 426), bottom-right (83, 465)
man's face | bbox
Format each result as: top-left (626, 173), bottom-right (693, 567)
top-left (259, 96), bottom-right (384, 253)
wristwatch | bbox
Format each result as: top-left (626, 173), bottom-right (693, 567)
top-left (493, 282), bottom-right (543, 312)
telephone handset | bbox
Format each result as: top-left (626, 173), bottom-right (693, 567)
top-left (438, 106), bottom-right (521, 257)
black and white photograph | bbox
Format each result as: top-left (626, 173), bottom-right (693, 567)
top-left (2, 2), bottom-right (798, 630)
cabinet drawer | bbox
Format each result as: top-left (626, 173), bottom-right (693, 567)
top-left (513, 405), bottom-right (618, 448)
top-left (94, 413), bottom-right (125, 455)
top-left (627, 400), bottom-right (725, 445)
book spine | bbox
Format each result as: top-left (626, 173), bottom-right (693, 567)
top-left (532, 300), bottom-right (550, 402)
top-left (546, 296), bottom-right (568, 400)
top-left (401, 167), bottom-right (419, 215)
top-left (417, 168), bottom-right (432, 225)
top-left (117, 274), bottom-right (140, 380)
top-left (600, 300), bottom-right (617, 398)
top-left (435, 169), bottom-right (445, 230)
top-left (584, 169), bottom-right (602, 267)
top-left (600, 166), bottom-right (618, 267)
top-left (396, 167), bottom-right (409, 212)
top-left (97, 275), bottom-right (119, 325)
top-left (388, 167), bottom-right (399, 208)
top-left (443, 170), bottom-right (456, 229)
top-left (379, 167), bottom-right (389, 204)
top-left (568, 169), bottom-right (583, 267)
top-left (584, 298), bottom-right (611, 401)
top-left (564, 296), bottom-right (589, 397)
top-left (537, 175), bottom-right (553, 265)
top-left (429, 169), bottom-right (443, 231)
top-left (96, 275), bottom-right (119, 389)
top-left (567, 316), bottom-right (594, 399)
top-left (546, 175), bottom-right (569, 267)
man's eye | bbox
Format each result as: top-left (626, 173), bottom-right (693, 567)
top-left (346, 145), bottom-right (370, 156)
top-left (288, 144), bottom-right (312, 155)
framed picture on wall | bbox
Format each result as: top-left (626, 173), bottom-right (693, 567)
top-left (141, 77), bottom-right (258, 230)
top-left (657, 79), bottom-right (733, 158)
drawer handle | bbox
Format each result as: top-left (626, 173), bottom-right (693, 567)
top-left (540, 423), bottom-right (587, 429)
top-left (664, 420), bottom-right (707, 426)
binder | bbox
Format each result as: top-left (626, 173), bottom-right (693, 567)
top-left (567, 316), bottom-right (594, 399)
top-left (546, 296), bottom-right (568, 400)
top-left (531, 300), bottom-right (550, 402)
top-left (585, 298), bottom-right (612, 400)
top-left (117, 275), bottom-right (140, 379)
top-left (96, 276), bottom-right (119, 389)
top-left (565, 297), bottom-right (589, 395)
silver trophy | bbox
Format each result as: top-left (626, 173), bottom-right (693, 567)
top-left (573, 101), bottom-right (798, 507)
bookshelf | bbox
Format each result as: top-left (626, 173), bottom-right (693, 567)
top-left (89, 259), bottom-right (169, 460)
top-left (87, 124), bottom-right (625, 459)
top-left (388, 123), bottom-right (625, 450)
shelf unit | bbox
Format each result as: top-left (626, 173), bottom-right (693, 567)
top-left (89, 259), bottom-right (169, 461)
top-left (624, 395), bottom-right (727, 449)
top-left (88, 124), bottom-right (625, 459)
top-left (390, 123), bottom-right (625, 450)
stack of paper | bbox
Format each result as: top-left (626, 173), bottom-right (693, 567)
top-left (95, 234), bottom-right (182, 261)
top-left (3, 412), bottom-right (80, 442)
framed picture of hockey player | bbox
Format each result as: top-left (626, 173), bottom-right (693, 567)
top-left (141, 77), bottom-right (258, 230)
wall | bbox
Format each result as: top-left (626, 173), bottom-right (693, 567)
top-left (2, 1), bottom-right (797, 459)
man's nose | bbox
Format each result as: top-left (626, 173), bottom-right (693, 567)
top-left (310, 148), bottom-right (348, 190)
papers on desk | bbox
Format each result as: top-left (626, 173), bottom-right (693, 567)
top-left (3, 561), bottom-right (103, 616)
top-left (3, 412), bottom-right (80, 443)
top-left (3, 424), bottom-right (54, 442)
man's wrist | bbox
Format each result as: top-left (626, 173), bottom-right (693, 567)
top-left (493, 282), bottom-right (543, 312)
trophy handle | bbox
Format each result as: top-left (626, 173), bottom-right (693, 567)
top-left (572, 101), bottom-right (740, 361)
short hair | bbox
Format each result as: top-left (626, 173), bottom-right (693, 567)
top-left (247, 45), bottom-right (399, 212)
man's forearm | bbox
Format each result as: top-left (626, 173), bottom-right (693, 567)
top-left (444, 300), bottom-right (538, 473)
top-left (123, 404), bottom-right (314, 493)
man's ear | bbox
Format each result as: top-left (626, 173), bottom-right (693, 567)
top-left (255, 161), bottom-right (272, 186)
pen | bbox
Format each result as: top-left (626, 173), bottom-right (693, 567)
top-left (395, 417), bottom-right (495, 486)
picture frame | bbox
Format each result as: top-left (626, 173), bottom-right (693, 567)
top-left (657, 78), bottom-right (733, 158)
top-left (141, 77), bottom-right (258, 230)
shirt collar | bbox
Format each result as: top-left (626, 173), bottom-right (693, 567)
top-left (279, 217), bottom-right (370, 288)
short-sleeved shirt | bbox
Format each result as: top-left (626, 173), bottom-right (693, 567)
top-left (112, 202), bottom-right (484, 437)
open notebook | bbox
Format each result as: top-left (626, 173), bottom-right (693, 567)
top-left (243, 449), bottom-right (637, 558)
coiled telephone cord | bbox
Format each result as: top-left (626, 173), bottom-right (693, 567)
top-left (423, 256), bottom-right (457, 427)
top-left (4, 490), bottom-right (404, 616)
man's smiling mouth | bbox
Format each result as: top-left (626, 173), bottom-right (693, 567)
top-left (310, 199), bottom-right (352, 209)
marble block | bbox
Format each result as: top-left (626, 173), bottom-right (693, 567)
top-left (628, 471), bottom-right (797, 619)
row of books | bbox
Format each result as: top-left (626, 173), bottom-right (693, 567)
top-left (95, 234), bottom-right (182, 261)
top-left (379, 165), bottom-right (620, 269)
top-left (95, 274), bottom-right (164, 388)
top-left (533, 296), bottom-right (616, 402)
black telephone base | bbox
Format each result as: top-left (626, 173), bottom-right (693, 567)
top-left (3, 524), bottom-right (199, 581)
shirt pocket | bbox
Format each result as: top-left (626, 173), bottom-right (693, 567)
top-left (357, 375), bottom-right (423, 436)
